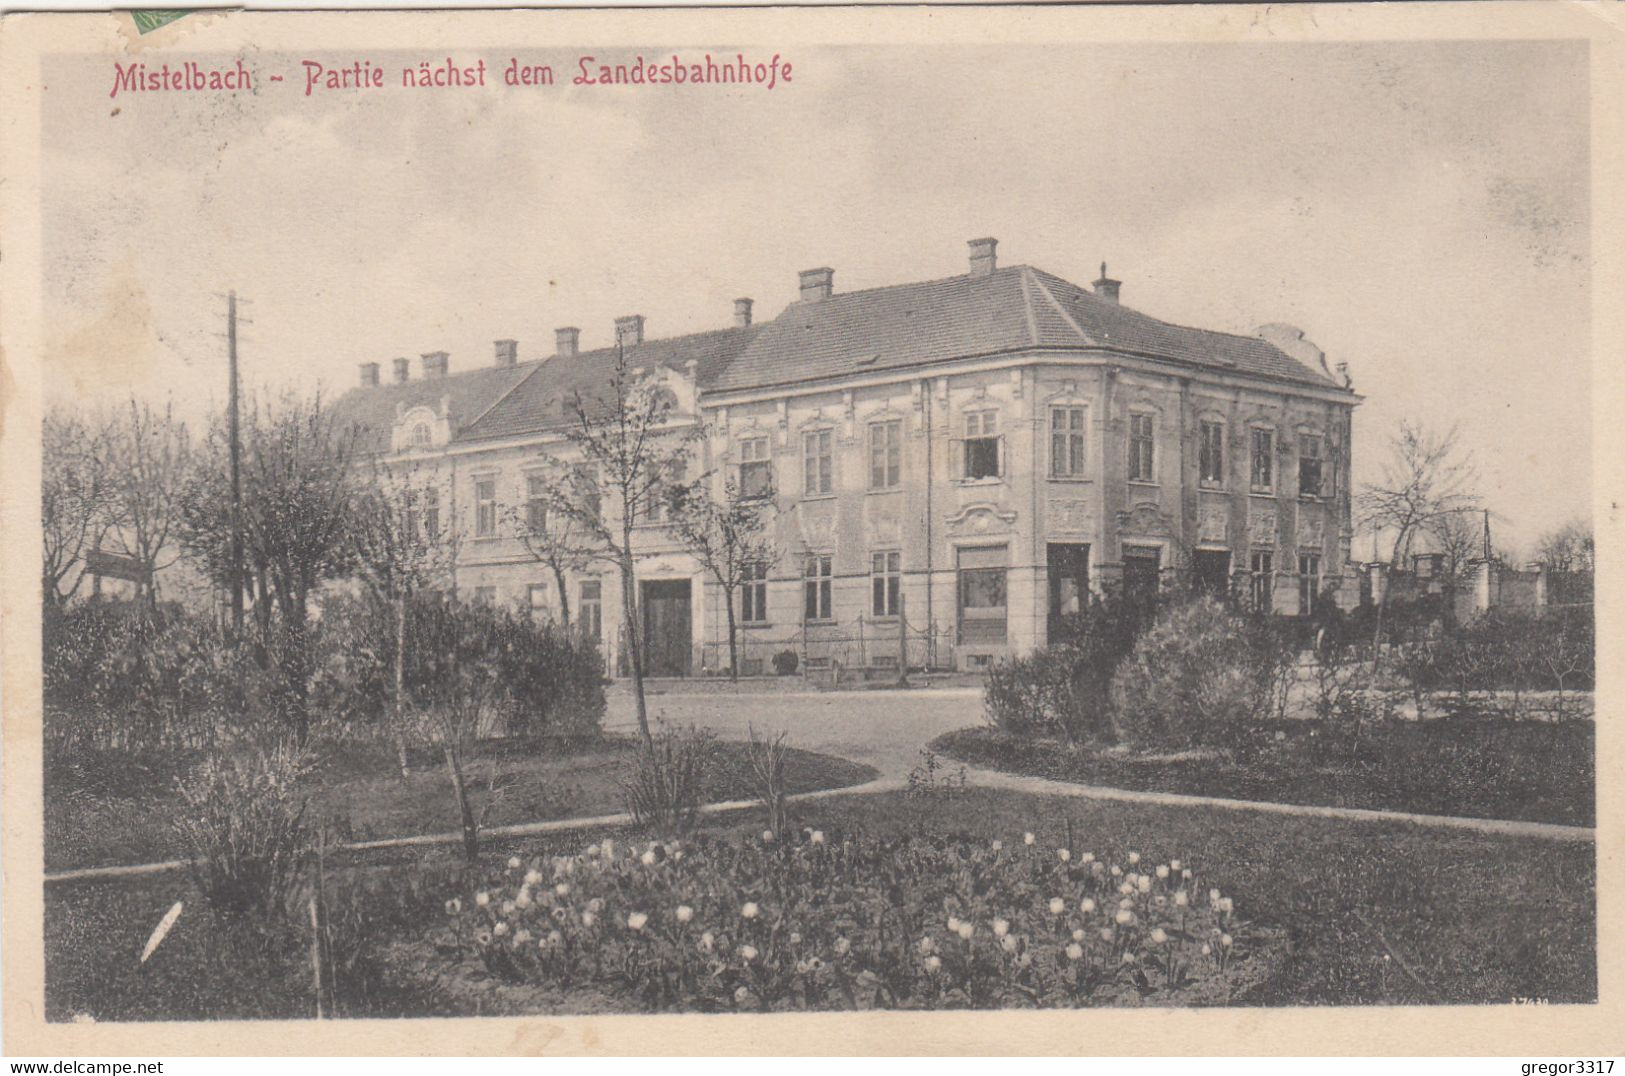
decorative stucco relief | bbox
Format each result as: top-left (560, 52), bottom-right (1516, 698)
top-left (1248, 505), bottom-right (1279, 547)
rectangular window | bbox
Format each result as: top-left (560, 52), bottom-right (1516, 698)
top-left (803, 554), bottom-right (833, 621)
top-left (964, 410), bottom-right (1000, 480)
top-left (869, 420), bottom-right (902, 489)
top-left (1298, 552), bottom-right (1321, 617)
top-left (739, 437), bottom-right (773, 499)
top-left (1199, 421), bottom-right (1225, 485)
top-left (1129, 413), bottom-right (1155, 482)
top-left (527, 583), bottom-right (550, 621)
top-left (579, 579), bottom-right (603, 641)
top-left (575, 464), bottom-right (601, 524)
top-left (1250, 550), bottom-right (1274, 612)
top-left (871, 551), bottom-right (901, 617)
top-left (1050, 406), bottom-right (1087, 478)
top-left (1251, 429), bottom-right (1275, 492)
top-left (474, 478), bottom-right (497, 537)
top-left (525, 474), bottom-right (548, 534)
top-left (803, 429), bottom-right (833, 495)
top-left (957, 545), bottom-right (1009, 643)
top-left (422, 487), bottom-right (439, 539)
top-left (740, 561), bottom-right (769, 624)
top-left (1299, 434), bottom-right (1325, 498)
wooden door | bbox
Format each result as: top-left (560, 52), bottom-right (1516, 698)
top-left (641, 580), bottom-right (692, 678)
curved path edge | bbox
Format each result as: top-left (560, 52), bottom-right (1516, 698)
top-left (45, 761), bottom-right (1592, 885)
top-left (958, 764), bottom-right (1595, 843)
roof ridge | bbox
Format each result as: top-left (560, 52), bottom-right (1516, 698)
top-left (1018, 268), bottom-right (1042, 347)
top-left (1025, 266), bottom-right (1093, 344)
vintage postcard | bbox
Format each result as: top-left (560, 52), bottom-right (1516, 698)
top-left (1, 2), bottom-right (1621, 1057)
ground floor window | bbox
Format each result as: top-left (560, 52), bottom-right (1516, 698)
top-left (1298, 552), bottom-right (1322, 617)
top-left (871, 552), bottom-right (901, 617)
top-left (1047, 543), bottom-right (1089, 622)
top-left (1250, 550), bottom-right (1274, 612)
top-left (1122, 545), bottom-right (1161, 607)
top-left (1193, 549), bottom-right (1231, 597)
top-left (957, 545), bottom-right (1008, 643)
top-left (741, 561), bottom-right (769, 624)
top-left (579, 579), bottom-right (602, 641)
top-left (527, 583), bottom-right (550, 621)
top-left (803, 554), bottom-right (833, 621)
top-left (473, 585), bottom-right (497, 605)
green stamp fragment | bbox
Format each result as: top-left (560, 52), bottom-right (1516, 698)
top-left (129, 10), bottom-right (192, 34)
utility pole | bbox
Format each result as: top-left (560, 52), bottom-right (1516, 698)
top-left (228, 290), bottom-right (244, 632)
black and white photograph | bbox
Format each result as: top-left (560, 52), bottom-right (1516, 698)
top-left (1, 3), bottom-right (1617, 1057)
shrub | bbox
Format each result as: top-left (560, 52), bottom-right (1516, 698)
top-left (1110, 596), bottom-right (1281, 749)
top-left (743, 726), bottom-right (791, 836)
top-left (43, 601), bottom-right (271, 754)
top-left (446, 829), bottom-right (1251, 1010)
top-left (621, 725), bottom-right (719, 835)
top-left (173, 741), bottom-right (313, 930)
top-left (772, 649), bottom-right (799, 676)
top-left (984, 592), bottom-right (1145, 743)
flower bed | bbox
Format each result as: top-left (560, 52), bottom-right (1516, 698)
top-left (441, 829), bottom-right (1266, 1010)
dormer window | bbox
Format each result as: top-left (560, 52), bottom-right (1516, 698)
top-left (409, 422), bottom-right (432, 449)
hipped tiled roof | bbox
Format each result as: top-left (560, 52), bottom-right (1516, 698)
top-left (331, 262), bottom-right (1346, 452)
top-left (707, 265), bottom-right (1343, 393)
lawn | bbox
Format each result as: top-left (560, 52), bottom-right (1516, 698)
top-left (930, 718), bottom-right (1595, 827)
top-left (44, 735), bottom-right (878, 873)
top-left (44, 785), bottom-right (1594, 1021)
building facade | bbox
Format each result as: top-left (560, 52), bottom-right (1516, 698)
top-left (334, 238), bottom-right (1361, 675)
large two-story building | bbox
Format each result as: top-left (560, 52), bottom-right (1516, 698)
top-left (333, 238), bottom-right (1361, 676)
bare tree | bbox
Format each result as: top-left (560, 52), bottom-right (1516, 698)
top-left (1424, 508), bottom-right (1484, 626)
top-left (1358, 420), bottom-right (1481, 569)
top-left (41, 404), bottom-right (115, 606)
top-left (668, 474), bottom-right (778, 681)
top-left (104, 398), bottom-right (192, 608)
top-left (1358, 419), bottom-right (1480, 652)
top-left (350, 459), bottom-right (459, 775)
top-left (1535, 519), bottom-right (1594, 573)
top-left (506, 470), bottom-right (592, 630)
top-left (536, 343), bottom-right (696, 751)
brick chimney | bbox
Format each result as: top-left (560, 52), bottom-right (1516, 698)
top-left (421, 351), bottom-right (449, 379)
top-left (358, 362), bottom-right (380, 388)
top-left (1092, 262), bottom-right (1121, 304)
top-left (968, 237), bottom-right (998, 278)
top-left (555, 327), bottom-right (579, 358)
top-left (734, 298), bottom-right (754, 327)
top-left (615, 315), bottom-right (645, 348)
top-left (799, 267), bottom-right (834, 302)
top-left (494, 339), bottom-right (518, 367)
top-left (392, 357), bottom-right (410, 384)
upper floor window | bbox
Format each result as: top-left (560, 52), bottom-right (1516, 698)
top-left (869, 420), bottom-right (902, 489)
top-left (474, 477), bottom-right (497, 538)
top-left (803, 554), bottom-right (833, 621)
top-left (1199, 420), bottom-right (1225, 485)
top-left (964, 410), bottom-right (1001, 480)
top-left (409, 422), bottom-right (432, 450)
top-left (740, 561), bottom-right (769, 624)
top-left (525, 474), bottom-right (548, 534)
top-left (803, 429), bottom-right (834, 496)
top-left (1251, 428), bottom-right (1275, 492)
top-left (739, 437), bottom-right (773, 499)
top-left (1128, 413), bottom-right (1155, 483)
top-left (871, 551), bottom-right (901, 617)
top-left (1298, 433), bottom-right (1325, 498)
top-left (422, 487), bottom-right (439, 539)
top-left (574, 464), bottom-right (601, 525)
top-left (1050, 406), bottom-right (1087, 478)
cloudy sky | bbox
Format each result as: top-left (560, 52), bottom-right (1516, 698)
top-left (42, 37), bottom-right (1589, 552)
